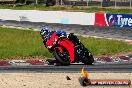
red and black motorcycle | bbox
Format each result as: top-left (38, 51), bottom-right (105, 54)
top-left (43, 32), bottom-right (94, 66)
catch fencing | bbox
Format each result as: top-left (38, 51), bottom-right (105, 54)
top-left (0, 0), bottom-right (132, 8)
top-left (56, 0), bottom-right (132, 7)
top-left (39, 0), bottom-right (132, 8)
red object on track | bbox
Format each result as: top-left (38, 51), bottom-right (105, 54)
top-left (0, 61), bottom-right (11, 66)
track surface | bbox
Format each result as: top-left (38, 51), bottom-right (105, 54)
top-left (0, 62), bottom-right (132, 73)
top-left (0, 20), bottom-right (132, 40)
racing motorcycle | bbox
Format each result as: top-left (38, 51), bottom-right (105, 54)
top-left (44, 32), bottom-right (94, 66)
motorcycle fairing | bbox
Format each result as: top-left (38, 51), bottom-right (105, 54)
top-left (46, 32), bottom-right (58, 47)
top-left (58, 38), bottom-right (74, 62)
top-left (45, 32), bottom-right (75, 62)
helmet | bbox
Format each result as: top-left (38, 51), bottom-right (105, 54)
top-left (40, 27), bottom-right (50, 35)
top-left (40, 27), bottom-right (50, 39)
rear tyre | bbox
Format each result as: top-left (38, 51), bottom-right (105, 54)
top-left (82, 55), bottom-right (94, 65)
top-left (53, 46), bottom-right (70, 66)
top-left (82, 48), bottom-right (94, 65)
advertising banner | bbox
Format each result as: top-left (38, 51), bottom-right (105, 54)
top-left (95, 13), bottom-right (132, 28)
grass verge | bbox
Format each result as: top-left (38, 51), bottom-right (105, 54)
top-left (0, 4), bottom-right (132, 14)
top-left (0, 27), bottom-right (132, 59)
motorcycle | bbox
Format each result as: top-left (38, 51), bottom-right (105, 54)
top-left (44, 32), bottom-right (94, 66)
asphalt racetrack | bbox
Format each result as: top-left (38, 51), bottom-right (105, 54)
top-left (0, 20), bottom-right (132, 40)
top-left (0, 62), bottom-right (132, 73)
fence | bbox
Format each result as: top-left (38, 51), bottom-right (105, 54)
top-left (32, 0), bottom-right (132, 8)
top-left (0, 0), bottom-right (131, 8)
top-left (56, 0), bottom-right (132, 7)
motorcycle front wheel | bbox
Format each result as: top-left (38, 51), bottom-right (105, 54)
top-left (53, 46), bottom-right (70, 66)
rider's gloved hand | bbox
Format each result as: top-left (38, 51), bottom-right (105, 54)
top-left (56, 30), bottom-right (67, 38)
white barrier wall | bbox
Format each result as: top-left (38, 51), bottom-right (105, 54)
top-left (0, 9), bottom-right (95, 25)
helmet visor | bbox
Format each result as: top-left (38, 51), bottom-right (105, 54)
top-left (41, 34), bottom-right (47, 39)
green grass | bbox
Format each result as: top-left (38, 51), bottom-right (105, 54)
top-left (78, 36), bottom-right (132, 55)
top-left (0, 4), bottom-right (132, 14)
top-left (0, 27), bottom-right (132, 59)
top-left (0, 27), bottom-right (52, 59)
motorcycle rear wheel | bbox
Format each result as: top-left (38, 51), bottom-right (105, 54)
top-left (82, 48), bottom-right (94, 65)
top-left (82, 55), bottom-right (94, 65)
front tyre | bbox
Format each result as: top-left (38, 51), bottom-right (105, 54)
top-left (53, 47), bottom-right (70, 66)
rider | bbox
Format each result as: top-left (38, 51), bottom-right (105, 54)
top-left (40, 27), bottom-right (68, 65)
